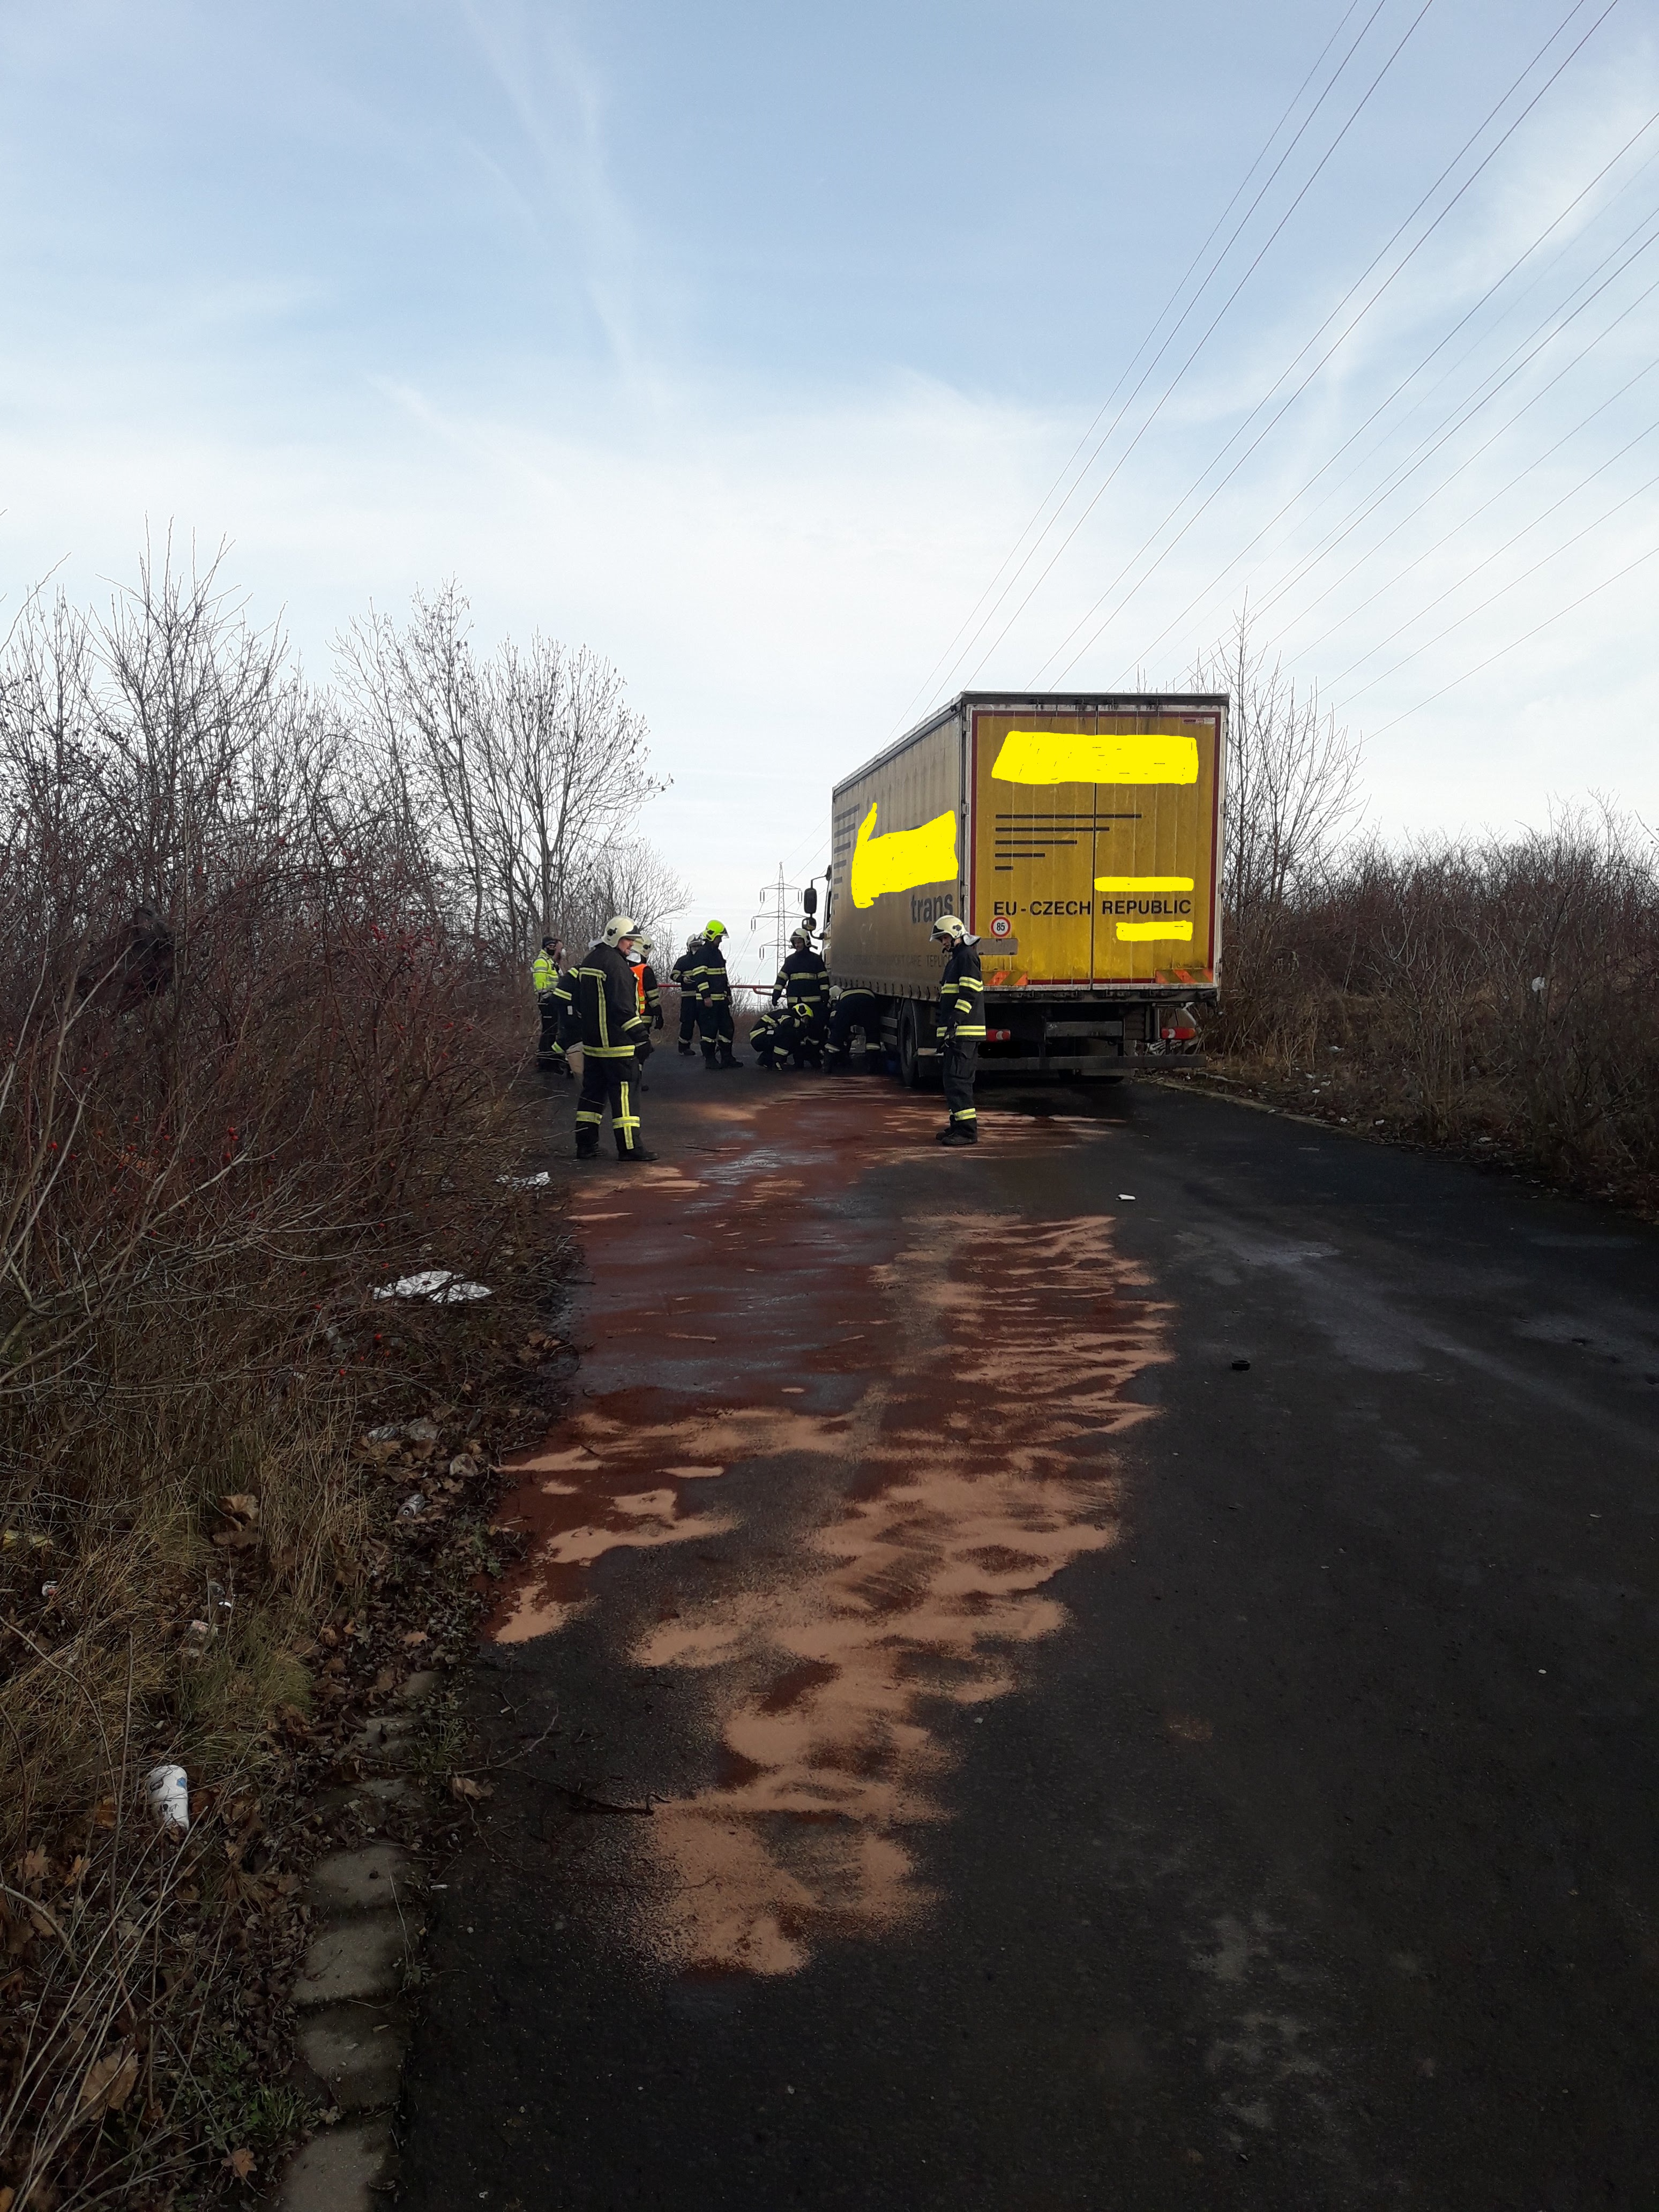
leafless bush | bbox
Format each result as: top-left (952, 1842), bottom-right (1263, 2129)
top-left (338, 583), bottom-right (669, 960)
top-left (0, 544), bottom-right (661, 2202)
top-left (561, 834), bottom-right (692, 951)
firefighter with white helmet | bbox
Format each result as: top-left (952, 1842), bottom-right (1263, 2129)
top-left (572, 916), bottom-right (654, 1161)
top-left (772, 926), bottom-right (831, 1057)
top-left (931, 913), bottom-right (984, 1146)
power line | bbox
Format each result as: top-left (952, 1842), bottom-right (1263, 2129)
top-left (886, 0), bottom-right (1391, 733)
top-left (1035, 0), bottom-right (1620, 686)
top-left (1124, 99), bottom-right (1659, 675)
top-left (953, 0), bottom-right (1443, 697)
top-left (1353, 536), bottom-right (1659, 736)
top-left (1329, 457), bottom-right (1659, 708)
top-left (1272, 348), bottom-right (1659, 667)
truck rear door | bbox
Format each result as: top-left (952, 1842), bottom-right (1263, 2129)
top-left (969, 707), bottom-right (1221, 989)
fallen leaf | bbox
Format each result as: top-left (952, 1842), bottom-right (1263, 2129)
top-left (212, 1525), bottom-right (259, 1550)
top-left (19, 1847), bottom-right (47, 1883)
top-left (79, 2040), bottom-right (139, 2115)
top-left (224, 2146), bottom-right (256, 2179)
top-left (92, 1798), bottom-right (116, 1829)
top-left (402, 1630), bottom-right (429, 1647)
top-left (1, 2183), bottom-right (16, 2211)
top-left (218, 1494), bottom-right (259, 1524)
top-left (63, 1855), bottom-right (88, 1888)
top-left (449, 1775), bottom-right (493, 1803)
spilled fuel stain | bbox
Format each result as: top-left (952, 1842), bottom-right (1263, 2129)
top-left (489, 1087), bottom-right (1170, 1976)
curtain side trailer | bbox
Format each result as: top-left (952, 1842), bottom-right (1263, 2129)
top-left (823, 691), bottom-right (1227, 1084)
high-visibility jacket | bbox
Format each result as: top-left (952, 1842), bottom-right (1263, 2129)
top-left (937, 944), bottom-right (985, 1040)
top-left (693, 939), bottom-right (732, 1006)
top-left (573, 943), bottom-right (649, 1060)
top-left (773, 947), bottom-right (831, 1023)
top-left (532, 950), bottom-right (559, 995)
top-left (641, 963), bottom-right (662, 1022)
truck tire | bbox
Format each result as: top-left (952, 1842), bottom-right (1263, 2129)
top-left (896, 1002), bottom-right (923, 1089)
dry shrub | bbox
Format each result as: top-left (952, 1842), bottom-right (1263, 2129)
top-left (1213, 809), bottom-right (1659, 1202)
top-left (0, 551), bottom-right (543, 2203)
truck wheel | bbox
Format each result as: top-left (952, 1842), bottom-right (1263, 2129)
top-left (896, 1003), bottom-right (922, 1089)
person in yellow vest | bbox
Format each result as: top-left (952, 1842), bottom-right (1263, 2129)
top-left (532, 936), bottom-right (571, 1077)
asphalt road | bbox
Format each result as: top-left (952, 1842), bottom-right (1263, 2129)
top-left (397, 1034), bottom-right (1659, 2210)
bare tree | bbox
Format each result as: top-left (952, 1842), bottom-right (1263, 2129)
top-left (563, 835), bottom-right (692, 951)
top-left (1193, 607), bottom-right (1365, 918)
top-left (337, 587), bottom-right (669, 962)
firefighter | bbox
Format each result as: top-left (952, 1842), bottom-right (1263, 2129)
top-left (772, 929), bottom-right (831, 1050)
top-left (670, 935), bottom-right (703, 1055)
top-left (748, 1004), bottom-right (788, 1069)
top-left (629, 935), bottom-right (665, 1090)
top-left (693, 920), bottom-right (743, 1071)
top-left (824, 985), bottom-right (881, 1070)
top-left (532, 936), bottom-right (572, 1077)
top-left (931, 914), bottom-right (984, 1146)
top-left (573, 917), bottom-right (654, 1162)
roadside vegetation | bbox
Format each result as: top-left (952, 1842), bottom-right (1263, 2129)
top-left (1199, 616), bottom-right (1659, 1213)
top-left (0, 553), bottom-right (676, 2208)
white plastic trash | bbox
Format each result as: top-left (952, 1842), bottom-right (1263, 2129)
top-left (146, 1764), bottom-right (190, 1834)
top-left (373, 1270), bottom-right (492, 1303)
top-left (496, 1171), bottom-right (551, 1189)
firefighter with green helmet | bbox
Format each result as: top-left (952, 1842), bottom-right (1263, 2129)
top-left (693, 920), bottom-right (742, 1071)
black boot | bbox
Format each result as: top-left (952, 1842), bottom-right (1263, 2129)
top-left (718, 1050), bottom-right (744, 1070)
top-left (615, 1147), bottom-right (659, 1164)
top-left (703, 1049), bottom-right (719, 1072)
top-left (936, 1123), bottom-right (978, 1147)
top-left (678, 1041), bottom-right (693, 1056)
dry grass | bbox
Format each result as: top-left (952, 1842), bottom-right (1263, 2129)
top-left (0, 555), bottom-right (578, 2204)
top-left (1207, 810), bottom-right (1659, 1209)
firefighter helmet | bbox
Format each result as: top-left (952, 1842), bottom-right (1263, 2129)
top-left (602, 915), bottom-right (639, 948)
top-left (704, 918), bottom-right (727, 940)
top-left (930, 914), bottom-right (970, 942)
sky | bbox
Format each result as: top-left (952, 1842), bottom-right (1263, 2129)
top-left (2, 0), bottom-right (1658, 976)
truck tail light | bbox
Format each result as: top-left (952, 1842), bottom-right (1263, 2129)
top-left (1161, 1004), bottom-right (1199, 1043)
top-left (988, 1027), bottom-right (1013, 1042)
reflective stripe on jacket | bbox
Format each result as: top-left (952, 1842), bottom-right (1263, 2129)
top-left (574, 944), bottom-right (649, 1059)
top-left (693, 940), bottom-right (731, 1004)
top-left (938, 945), bottom-right (985, 1039)
top-left (532, 951), bottom-right (558, 995)
top-left (774, 948), bottom-right (831, 1014)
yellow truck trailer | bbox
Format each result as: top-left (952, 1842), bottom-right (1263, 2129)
top-left (824, 691), bottom-right (1225, 1082)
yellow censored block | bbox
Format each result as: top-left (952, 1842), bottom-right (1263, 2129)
top-left (1094, 876), bottom-right (1195, 892)
top-left (1116, 920), bottom-right (1193, 942)
top-left (992, 729), bottom-right (1199, 786)
top-left (848, 802), bottom-right (958, 909)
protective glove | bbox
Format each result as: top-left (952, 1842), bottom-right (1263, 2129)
top-left (653, 1010), bottom-right (664, 1030)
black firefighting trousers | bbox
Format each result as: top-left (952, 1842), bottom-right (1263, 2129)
top-left (575, 1058), bottom-right (643, 1156)
top-left (941, 1037), bottom-right (978, 1126)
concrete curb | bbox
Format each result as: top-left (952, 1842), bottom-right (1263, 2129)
top-left (275, 1669), bottom-right (443, 2211)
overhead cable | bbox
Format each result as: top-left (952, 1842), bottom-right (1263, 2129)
top-left (929, 0), bottom-right (1433, 705)
top-left (1034, 0), bottom-right (1620, 686)
top-left (880, 0), bottom-right (1378, 739)
top-left (1125, 98), bottom-right (1659, 673)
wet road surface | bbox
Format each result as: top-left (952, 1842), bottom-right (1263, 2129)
top-left (397, 1041), bottom-right (1659, 2209)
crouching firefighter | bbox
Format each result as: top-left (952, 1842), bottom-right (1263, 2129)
top-left (824, 985), bottom-right (881, 1070)
top-left (931, 914), bottom-right (984, 1147)
top-left (573, 917), bottom-right (655, 1162)
top-left (532, 936), bottom-right (572, 1077)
